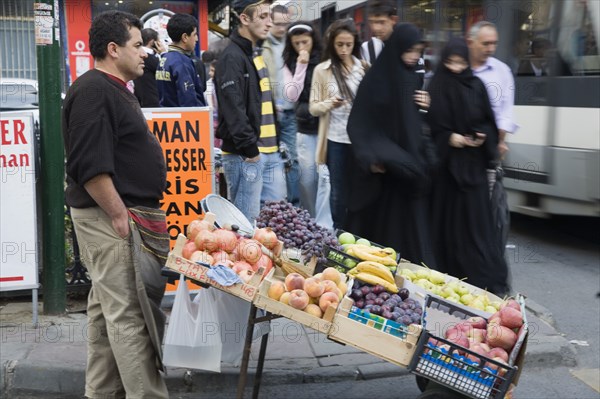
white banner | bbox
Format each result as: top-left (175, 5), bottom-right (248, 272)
top-left (1, 112), bottom-right (39, 291)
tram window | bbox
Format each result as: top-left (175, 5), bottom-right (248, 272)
top-left (512, 0), bottom-right (599, 76)
top-left (556, 1), bottom-right (599, 75)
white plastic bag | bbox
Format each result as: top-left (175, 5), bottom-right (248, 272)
top-left (163, 276), bottom-right (223, 372)
top-left (211, 289), bottom-right (271, 366)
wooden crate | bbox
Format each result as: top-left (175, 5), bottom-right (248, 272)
top-left (328, 296), bottom-right (422, 368)
top-left (165, 234), bottom-right (263, 302)
top-left (252, 268), bottom-right (337, 334)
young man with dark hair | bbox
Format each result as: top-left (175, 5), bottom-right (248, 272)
top-left (156, 13), bottom-right (206, 107)
top-left (216, 0), bottom-right (287, 223)
top-left (134, 28), bottom-right (165, 107)
top-left (63, 10), bottom-right (169, 398)
top-left (360, 0), bottom-right (398, 64)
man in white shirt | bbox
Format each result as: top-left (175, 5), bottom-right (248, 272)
top-left (360, 0), bottom-right (397, 64)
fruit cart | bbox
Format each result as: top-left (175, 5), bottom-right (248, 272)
top-left (162, 195), bottom-right (528, 399)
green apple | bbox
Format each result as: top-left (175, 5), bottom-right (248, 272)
top-left (456, 284), bottom-right (471, 296)
top-left (441, 286), bottom-right (456, 299)
top-left (429, 270), bottom-right (446, 285)
top-left (415, 269), bottom-right (431, 280)
top-left (484, 306), bottom-right (497, 313)
top-left (460, 293), bottom-right (475, 305)
top-left (356, 238), bottom-right (371, 246)
top-left (338, 232), bottom-right (356, 245)
top-left (343, 258), bottom-right (357, 268)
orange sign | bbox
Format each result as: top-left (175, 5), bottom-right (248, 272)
top-left (144, 107), bottom-right (215, 292)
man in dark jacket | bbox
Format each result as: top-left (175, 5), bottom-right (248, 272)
top-left (134, 28), bottom-right (164, 107)
top-left (216, 0), bottom-right (286, 223)
top-left (156, 13), bottom-right (206, 107)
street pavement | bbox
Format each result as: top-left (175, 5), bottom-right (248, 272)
top-left (0, 294), bottom-right (578, 398)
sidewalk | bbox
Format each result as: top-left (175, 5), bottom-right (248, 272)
top-left (0, 296), bottom-right (577, 398)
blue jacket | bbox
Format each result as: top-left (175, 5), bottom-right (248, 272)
top-left (156, 47), bottom-right (206, 107)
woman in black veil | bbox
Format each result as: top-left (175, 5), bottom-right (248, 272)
top-left (345, 23), bottom-right (437, 267)
top-left (427, 37), bottom-right (510, 296)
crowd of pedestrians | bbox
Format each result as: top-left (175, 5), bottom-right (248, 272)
top-left (125, 0), bottom-right (516, 296)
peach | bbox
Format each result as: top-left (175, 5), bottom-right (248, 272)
top-left (322, 267), bottom-right (341, 284)
top-left (337, 281), bottom-right (348, 296)
top-left (313, 273), bottom-right (323, 281)
top-left (288, 289), bottom-right (309, 310)
top-left (319, 291), bottom-right (339, 313)
top-left (267, 281), bottom-right (286, 301)
top-left (303, 277), bottom-right (325, 298)
top-left (321, 280), bottom-right (338, 293)
top-left (279, 292), bottom-right (291, 305)
top-left (285, 273), bottom-right (305, 292)
top-left (304, 303), bottom-right (323, 318)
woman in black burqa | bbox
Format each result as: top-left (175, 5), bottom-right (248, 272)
top-left (427, 38), bottom-right (510, 296)
top-left (345, 23), bottom-right (437, 267)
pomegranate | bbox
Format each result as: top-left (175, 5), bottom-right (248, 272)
top-left (211, 250), bottom-right (230, 265)
top-left (232, 261), bottom-right (253, 274)
top-left (181, 240), bottom-right (197, 260)
top-left (214, 229), bottom-right (238, 253)
top-left (188, 219), bottom-right (215, 240)
top-left (195, 230), bottom-right (218, 252)
top-left (253, 227), bottom-right (278, 250)
top-left (251, 254), bottom-right (273, 275)
top-left (237, 239), bottom-right (262, 264)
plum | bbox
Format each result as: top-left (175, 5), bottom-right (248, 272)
top-left (354, 299), bottom-right (365, 309)
top-left (400, 315), bottom-right (412, 325)
top-left (398, 288), bottom-right (410, 301)
top-left (371, 305), bottom-right (382, 315)
top-left (394, 307), bottom-right (406, 316)
top-left (399, 302), bottom-right (410, 310)
top-left (382, 310), bottom-right (394, 320)
top-left (372, 285), bottom-right (386, 295)
top-left (390, 294), bottom-right (402, 303)
top-left (365, 299), bottom-right (375, 306)
top-left (391, 311), bottom-right (402, 320)
top-left (374, 298), bottom-right (385, 306)
top-left (350, 289), bottom-right (364, 300)
top-left (381, 304), bottom-right (392, 313)
top-left (413, 307), bottom-right (423, 315)
top-left (384, 299), bottom-right (399, 308)
top-left (378, 292), bottom-right (391, 301)
top-left (364, 304), bottom-right (373, 312)
top-left (353, 280), bottom-right (361, 290)
top-left (365, 292), bottom-right (377, 301)
top-left (411, 313), bottom-right (421, 323)
top-left (360, 286), bottom-right (372, 296)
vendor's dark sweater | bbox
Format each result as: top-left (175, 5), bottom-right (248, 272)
top-left (63, 69), bottom-right (167, 209)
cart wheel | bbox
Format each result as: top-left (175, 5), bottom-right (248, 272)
top-left (416, 375), bottom-right (429, 392)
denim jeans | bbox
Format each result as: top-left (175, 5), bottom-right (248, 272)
top-left (221, 152), bottom-right (287, 224)
top-left (259, 151), bottom-right (287, 205)
top-left (326, 140), bottom-right (351, 230)
top-left (278, 109), bottom-right (300, 206)
top-left (296, 133), bottom-right (333, 229)
top-left (222, 154), bottom-right (263, 224)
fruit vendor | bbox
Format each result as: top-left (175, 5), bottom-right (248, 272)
top-left (62, 11), bottom-right (169, 398)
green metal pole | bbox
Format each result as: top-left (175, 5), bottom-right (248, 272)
top-left (35, 0), bottom-right (66, 314)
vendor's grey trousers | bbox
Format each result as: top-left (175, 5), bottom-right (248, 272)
top-left (71, 207), bottom-right (168, 399)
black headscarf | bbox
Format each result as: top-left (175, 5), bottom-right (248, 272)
top-left (347, 23), bottom-right (429, 209)
top-left (427, 37), bottom-right (499, 186)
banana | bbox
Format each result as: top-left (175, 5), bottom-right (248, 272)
top-left (351, 247), bottom-right (397, 266)
top-left (353, 272), bottom-right (399, 293)
top-left (354, 261), bottom-right (395, 284)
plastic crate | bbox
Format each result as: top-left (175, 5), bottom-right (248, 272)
top-left (409, 331), bottom-right (516, 399)
top-left (408, 295), bottom-right (519, 399)
top-left (318, 229), bottom-right (401, 274)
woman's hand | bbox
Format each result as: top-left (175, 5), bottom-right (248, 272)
top-left (297, 49), bottom-right (309, 64)
top-left (370, 163), bottom-right (386, 174)
top-left (331, 97), bottom-right (345, 108)
top-left (414, 90), bottom-right (430, 109)
top-left (449, 132), bottom-right (486, 148)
